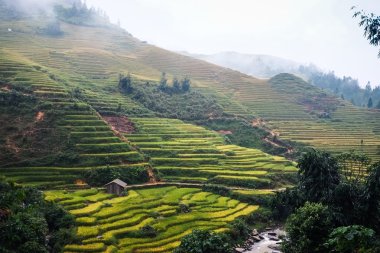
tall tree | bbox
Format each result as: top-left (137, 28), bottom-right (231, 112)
top-left (119, 73), bottom-right (133, 93)
top-left (297, 149), bottom-right (341, 203)
top-left (181, 77), bottom-right (191, 92)
top-left (368, 97), bottom-right (373, 108)
top-left (365, 162), bottom-right (380, 232)
top-left (159, 72), bottom-right (168, 91)
top-left (172, 77), bottom-right (180, 93)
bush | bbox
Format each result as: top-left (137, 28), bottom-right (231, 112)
top-left (83, 166), bottom-right (149, 186)
top-left (174, 230), bottom-right (232, 253)
top-left (119, 80), bottom-right (223, 120)
top-left (177, 203), bottom-right (190, 213)
top-left (138, 225), bottom-right (157, 238)
top-left (227, 218), bottom-right (251, 242)
top-left (283, 202), bottom-right (333, 253)
top-left (325, 225), bottom-right (378, 253)
top-left (18, 241), bottom-right (48, 253)
top-left (202, 184), bottom-right (232, 197)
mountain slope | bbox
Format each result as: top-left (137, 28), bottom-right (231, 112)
top-left (0, 2), bottom-right (379, 164)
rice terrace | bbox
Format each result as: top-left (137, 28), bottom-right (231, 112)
top-left (0, 0), bottom-right (380, 253)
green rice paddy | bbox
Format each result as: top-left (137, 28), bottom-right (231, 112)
top-left (46, 186), bottom-right (258, 253)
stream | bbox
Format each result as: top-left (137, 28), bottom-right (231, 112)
top-left (243, 228), bottom-right (285, 253)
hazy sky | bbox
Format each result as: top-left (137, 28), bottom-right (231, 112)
top-left (86, 0), bottom-right (380, 87)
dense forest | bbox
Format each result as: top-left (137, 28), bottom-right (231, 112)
top-left (298, 65), bottom-right (380, 108)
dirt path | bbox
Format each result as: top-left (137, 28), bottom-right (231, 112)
top-left (147, 166), bottom-right (158, 183)
top-left (252, 118), bottom-right (294, 156)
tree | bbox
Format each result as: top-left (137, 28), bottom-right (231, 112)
top-left (365, 162), bottom-right (380, 232)
top-left (377, 100), bottom-right (380, 109)
top-left (158, 72), bottom-right (168, 92)
top-left (325, 225), bottom-right (377, 253)
top-left (172, 77), bottom-right (181, 93)
top-left (43, 20), bottom-right (63, 36)
top-left (174, 230), bottom-right (232, 253)
top-left (227, 218), bottom-right (251, 242)
top-left (283, 202), bottom-right (333, 253)
top-left (0, 180), bottom-right (75, 252)
top-left (297, 149), bottom-right (341, 203)
top-left (181, 77), bottom-right (191, 92)
top-left (353, 7), bottom-right (380, 57)
top-left (368, 97), bottom-right (373, 108)
top-left (119, 73), bottom-right (133, 93)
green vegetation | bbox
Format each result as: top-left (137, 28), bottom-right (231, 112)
top-left (0, 179), bottom-right (76, 252)
top-left (353, 7), bottom-right (380, 57)
top-left (126, 117), bottom-right (297, 188)
top-left (55, 1), bottom-right (110, 27)
top-left (119, 76), bottom-right (223, 120)
top-left (283, 202), bottom-right (333, 253)
top-left (271, 150), bottom-right (380, 252)
top-left (198, 117), bottom-right (294, 157)
top-left (83, 166), bottom-right (149, 186)
top-left (46, 186), bottom-right (258, 252)
top-left (326, 225), bottom-right (378, 253)
top-left (1, 1), bottom-right (379, 252)
top-left (174, 230), bottom-right (231, 253)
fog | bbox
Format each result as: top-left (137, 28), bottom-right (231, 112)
top-left (2, 0), bottom-right (62, 16)
top-left (85, 0), bottom-right (380, 87)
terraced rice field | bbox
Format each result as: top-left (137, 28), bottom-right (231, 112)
top-left (0, 55), bottom-right (147, 188)
top-left (126, 118), bottom-right (297, 189)
top-left (46, 186), bottom-right (258, 253)
top-left (1, 18), bottom-right (379, 161)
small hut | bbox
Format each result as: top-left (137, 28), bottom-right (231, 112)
top-left (104, 179), bottom-right (127, 196)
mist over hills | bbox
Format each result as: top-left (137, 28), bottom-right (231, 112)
top-left (186, 51), bottom-right (380, 108)
top-left (182, 51), bottom-right (302, 79)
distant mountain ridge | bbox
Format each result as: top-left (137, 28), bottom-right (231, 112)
top-left (185, 51), bottom-right (380, 108)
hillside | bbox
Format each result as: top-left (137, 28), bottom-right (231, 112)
top-left (1, 1), bottom-right (380, 252)
top-left (0, 2), bottom-right (379, 161)
top-left (189, 51), bottom-right (380, 109)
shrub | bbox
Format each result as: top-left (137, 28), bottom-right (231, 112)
top-left (283, 202), bottom-right (333, 253)
top-left (83, 166), bottom-right (149, 186)
top-left (325, 225), bottom-right (378, 253)
top-left (138, 225), bottom-right (157, 238)
top-left (174, 230), bottom-right (232, 253)
top-left (177, 203), bottom-right (190, 213)
top-left (227, 218), bottom-right (251, 242)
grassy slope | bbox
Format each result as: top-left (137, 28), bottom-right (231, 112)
top-left (1, 16), bottom-right (378, 160)
top-left (0, 4), bottom-right (379, 154)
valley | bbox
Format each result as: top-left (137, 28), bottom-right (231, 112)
top-left (0, 1), bottom-right (380, 252)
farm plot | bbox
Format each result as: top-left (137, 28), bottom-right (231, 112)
top-left (0, 58), bottom-right (146, 188)
top-left (126, 118), bottom-right (297, 189)
top-left (46, 186), bottom-right (258, 253)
